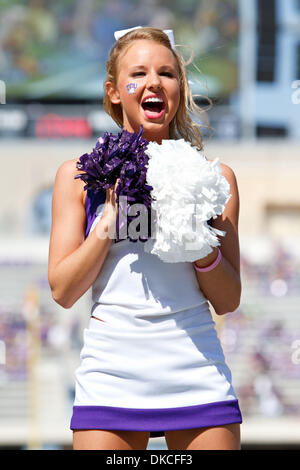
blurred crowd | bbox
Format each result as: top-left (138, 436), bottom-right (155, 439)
top-left (0, 303), bottom-right (81, 383)
top-left (0, 0), bottom-right (238, 99)
top-left (221, 247), bottom-right (300, 418)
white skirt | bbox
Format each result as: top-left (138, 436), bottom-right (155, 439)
top-left (70, 302), bottom-right (242, 437)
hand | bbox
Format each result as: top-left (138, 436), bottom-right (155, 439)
top-left (103, 178), bottom-right (120, 224)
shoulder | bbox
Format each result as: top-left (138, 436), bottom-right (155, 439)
top-left (206, 160), bottom-right (240, 278)
top-left (55, 158), bottom-right (80, 178)
top-left (54, 158), bottom-right (86, 207)
top-left (206, 159), bottom-right (239, 223)
top-left (207, 159), bottom-right (238, 186)
top-left (219, 163), bottom-right (239, 201)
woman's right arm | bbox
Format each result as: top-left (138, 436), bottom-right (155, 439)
top-left (48, 160), bottom-right (118, 309)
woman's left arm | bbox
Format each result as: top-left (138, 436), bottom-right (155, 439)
top-left (193, 163), bottom-right (241, 315)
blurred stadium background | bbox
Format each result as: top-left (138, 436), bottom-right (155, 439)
top-left (0, 0), bottom-right (300, 450)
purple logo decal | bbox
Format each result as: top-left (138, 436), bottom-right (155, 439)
top-left (126, 83), bottom-right (138, 94)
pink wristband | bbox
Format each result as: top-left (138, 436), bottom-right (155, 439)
top-left (193, 247), bottom-right (222, 272)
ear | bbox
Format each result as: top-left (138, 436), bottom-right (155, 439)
top-left (105, 81), bottom-right (121, 105)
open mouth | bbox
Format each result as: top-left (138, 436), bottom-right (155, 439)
top-left (141, 98), bottom-right (166, 119)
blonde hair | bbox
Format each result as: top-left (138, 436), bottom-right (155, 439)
top-left (103, 27), bottom-right (211, 151)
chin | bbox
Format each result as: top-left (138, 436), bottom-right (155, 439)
top-left (140, 118), bottom-right (170, 132)
top-left (124, 115), bottom-right (171, 139)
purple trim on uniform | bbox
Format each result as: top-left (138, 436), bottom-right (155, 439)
top-left (70, 399), bottom-right (242, 438)
top-left (85, 188), bottom-right (106, 239)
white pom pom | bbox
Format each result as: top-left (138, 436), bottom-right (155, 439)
top-left (143, 139), bottom-right (231, 263)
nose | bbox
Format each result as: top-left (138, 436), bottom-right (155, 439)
top-left (146, 71), bottom-right (162, 91)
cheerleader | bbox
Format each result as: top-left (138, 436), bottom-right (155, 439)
top-left (48, 27), bottom-right (242, 450)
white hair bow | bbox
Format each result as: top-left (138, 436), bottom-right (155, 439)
top-left (114, 26), bottom-right (176, 50)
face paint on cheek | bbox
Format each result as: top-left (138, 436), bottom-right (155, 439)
top-left (126, 83), bottom-right (138, 94)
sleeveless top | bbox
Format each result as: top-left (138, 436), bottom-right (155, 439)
top-left (84, 188), bottom-right (213, 325)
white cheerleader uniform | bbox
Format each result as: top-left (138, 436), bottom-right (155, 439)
top-left (70, 188), bottom-right (242, 438)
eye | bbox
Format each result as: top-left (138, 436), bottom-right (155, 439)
top-left (131, 71), bottom-right (174, 77)
top-left (160, 72), bottom-right (173, 77)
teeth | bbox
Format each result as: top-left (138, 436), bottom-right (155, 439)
top-left (143, 97), bottom-right (164, 104)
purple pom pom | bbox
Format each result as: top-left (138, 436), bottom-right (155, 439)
top-left (74, 124), bottom-right (156, 242)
